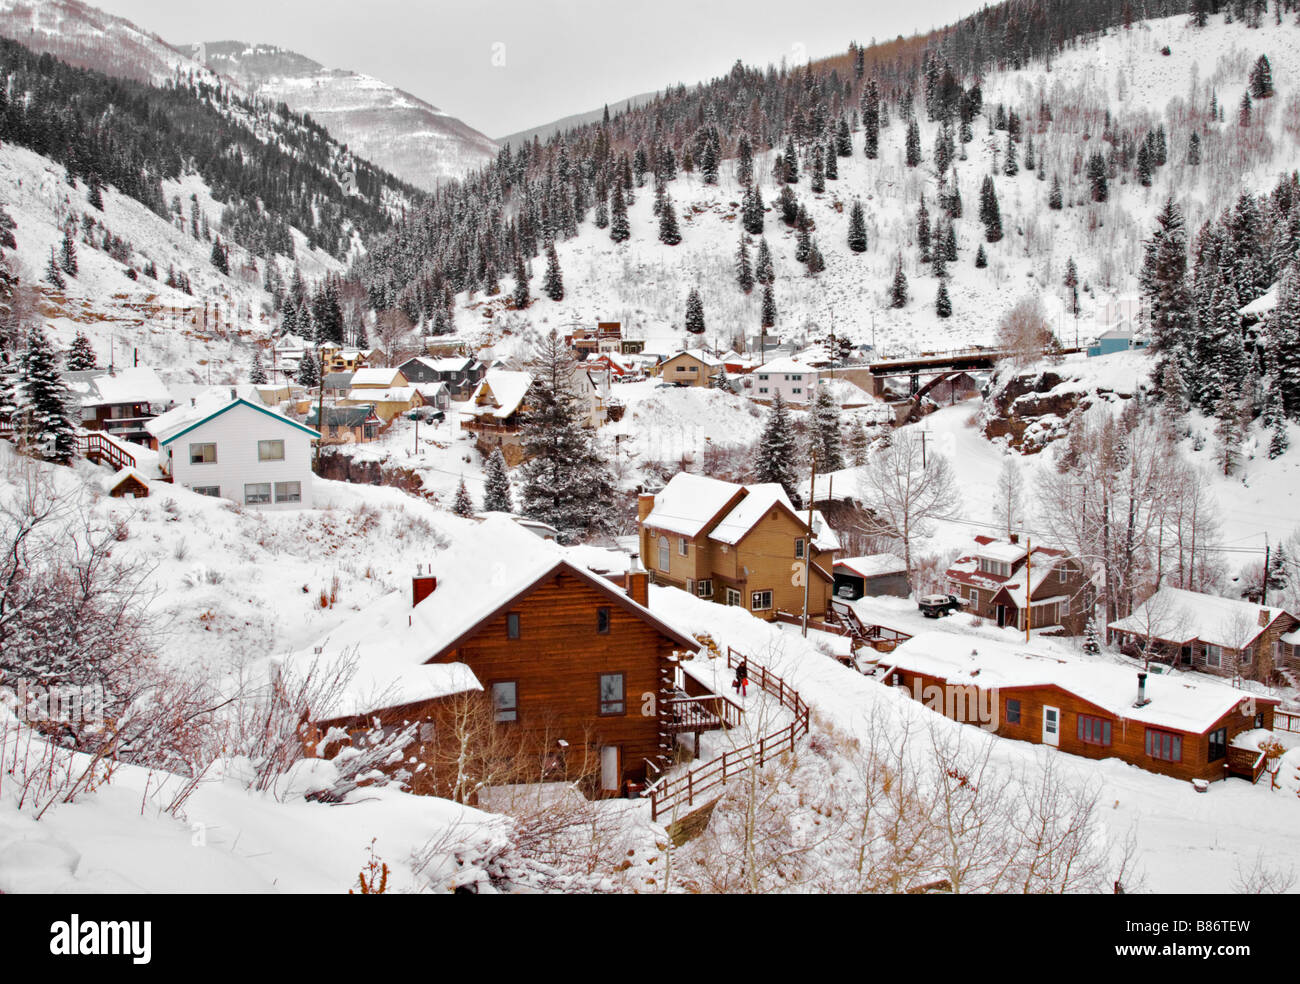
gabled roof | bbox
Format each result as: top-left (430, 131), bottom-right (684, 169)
top-left (756, 357), bottom-right (817, 375)
top-left (1108, 587), bottom-right (1295, 650)
top-left (643, 473), bottom-right (746, 538)
top-left (350, 367), bottom-right (407, 388)
top-left (665, 348), bottom-right (721, 368)
top-left (468, 370), bottom-right (533, 418)
top-left (284, 516), bottom-right (697, 719)
top-left (890, 631), bottom-right (1278, 735)
top-left (63, 367), bottom-right (172, 407)
top-left (710, 483), bottom-right (798, 546)
top-left (307, 404), bottom-right (379, 428)
top-left (946, 536), bottom-right (1071, 595)
top-left (147, 394), bottom-right (319, 446)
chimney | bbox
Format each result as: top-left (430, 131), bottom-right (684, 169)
top-left (1009, 533), bottom-right (1019, 545)
top-left (412, 563), bottom-right (437, 608)
top-left (1135, 672), bottom-right (1149, 707)
top-left (1259, 608), bottom-right (1271, 628)
top-left (626, 556), bottom-right (649, 607)
top-left (637, 492), bottom-right (655, 523)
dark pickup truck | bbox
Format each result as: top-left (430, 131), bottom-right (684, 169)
top-left (918, 594), bottom-right (966, 618)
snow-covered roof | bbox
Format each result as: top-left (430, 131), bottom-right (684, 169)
top-left (63, 367), bottom-right (172, 407)
top-left (810, 511), bottom-right (840, 552)
top-left (281, 516), bottom-right (697, 719)
top-left (468, 370), bottom-right (533, 418)
top-left (1109, 587), bottom-right (1292, 650)
top-left (644, 473), bottom-right (744, 538)
top-left (350, 367), bottom-right (407, 387)
top-left (666, 348), bottom-right (721, 367)
top-left (836, 554), bottom-right (907, 579)
top-left (101, 466), bottom-right (150, 493)
top-left (344, 386), bottom-right (420, 404)
top-left (978, 540), bottom-right (1029, 564)
top-left (889, 630), bottom-right (1276, 735)
top-left (147, 392), bottom-right (319, 445)
top-left (756, 357), bottom-right (817, 375)
top-left (1238, 282), bottom-right (1278, 318)
top-left (710, 483), bottom-right (796, 546)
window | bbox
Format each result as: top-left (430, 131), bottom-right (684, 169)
top-left (597, 607), bottom-right (611, 634)
top-left (1061, 595), bottom-right (1071, 616)
top-left (190, 442), bottom-right (217, 464)
top-left (491, 682), bottom-right (518, 723)
top-left (243, 483), bottom-right (272, 505)
top-left (192, 486), bottom-right (220, 498)
top-left (792, 387), bottom-right (802, 395)
top-left (678, 537), bottom-right (688, 556)
top-left (258, 439), bottom-right (285, 461)
top-left (1204, 644), bottom-right (1222, 668)
top-left (1240, 646), bottom-right (1252, 666)
top-left (1006, 698), bottom-right (1021, 724)
top-left (696, 579), bottom-right (713, 599)
top-left (758, 374), bottom-right (769, 381)
top-left (794, 537), bottom-right (805, 559)
top-left (506, 612), bottom-right (521, 639)
top-left (725, 588), bottom-right (742, 607)
top-left (1077, 714), bottom-right (1112, 746)
top-left (1207, 727), bottom-right (1227, 762)
top-left (1146, 729), bottom-right (1182, 763)
top-left (751, 590), bottom-right (773, 611)
top-left (968, 587), bottom-right (978, 606)
top-left (657, 535), bottom-right (670, 572)
top-left (274, 481), bottom-right (301, 503)
top-left (599, 673), bottom-right (625, 715)
top-left (758, 387), bottom-right (769, 394)
top-left (1058, 566), bottom-right (1068, 583)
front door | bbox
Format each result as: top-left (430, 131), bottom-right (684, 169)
top-left (600, 745), bottom-right (621, 795)
top-left (996, 605), bottom-right (1007, 628)
top-left (1042, 706), bottom-right (1060, 747)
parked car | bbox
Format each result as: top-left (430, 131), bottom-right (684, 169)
top-left (918, 593), bottom-right (965, 618)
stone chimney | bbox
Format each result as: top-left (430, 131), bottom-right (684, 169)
top-left (412, 563), bottom-right (437, 608)
top-left (637, 492), bottom-right (656, 523)
top-left (626, 556), bottom-right (649, 607)
top-left (1259, 608), bottom-right (1271, 628)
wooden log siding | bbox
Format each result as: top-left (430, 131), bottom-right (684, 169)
top-left (887, 667), bottom-right (1274, 783)
top-left (648, 648), bottom-right (810, 820)
top-left (438, 569), bottom-right (686, 790)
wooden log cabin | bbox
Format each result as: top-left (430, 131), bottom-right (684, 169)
top-left (287, 516), bottom-right (715, 798)
top-left (884, 631), bottom-right (1280, 783)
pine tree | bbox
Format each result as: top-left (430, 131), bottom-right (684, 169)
top-left (1086, 152), bottom-right (1108, 202)
top-left (1249, 55), bottom-right (1274, 99)
top-left (761, 283), bottom-right (777, 329)
top-left (811, 384), bottom-right (845, 471)
top-left (810, 146), bottom-right (826, 193)
top-left (862, 78), bottom-right (880, 159)
top-left (824, 139), bottom-right (839, 181)
top-left (736, 135), bottom-right (754, 185)
top-left (1140, 198), bottom-right (1193, 398)
top-left (848, 200), bottom-right (868, 253)
top-left (890, 257), bottom-right (908, 308)
top-left (518, 330), bottom-right (615, 542)
top-left (1064, 257), bottom-right (1079, 315)
top-left (755, 238), bottom-right (775, 285)
top-left (512, 250), bottom-right (530, 309)
top-left (65, 331), bottom-right (96, 371)
top-left (609, 182), bottom-right (630, 243)
top-left (1267, 263), bottom-right (1300, 418)
top-left (742, 183), bottom-right (765, 235)
top-left (778, 185), bottom-right (798, 226)
top-left (975, 243), bottom-right (988, 268)
top-left (1214, 393), bottom-right (1243, 475)
top-left (795, 210), bottom-right (812, 264)
top-left (736, 231), bottom-right (755, 294)
top-left (60, 228), bottom-right (77, 277)
top-left (211, 237), bottom-right (229, 275)
top-left (944, 222), bottom-right (957, 263)
top-left (917, 198), bottom-right (931, 262)
top-left (685, 288), bottom-right (705, 334)
top-left (658, 192), bottom-right (682, 245)
top-left (87, 173), bottom-right (104, 211)
top-left (1264, 381), bottom-right (1289, 458)
top-left (1187, 132), bottom-right (1201, 166)
top-left (1239, 91), bottom-right (1252, 127)
top-left (15, 327), bottom-right (76, 462)
top-left (543, 239), bottom-right (564, 301)
top-left (453, 478), bottom-right (475, 518)
top-left (753, 391), bottom-right (800, 505)
top-left (1003, 133), bottom-right (1019, 176)
top-left (249, 348), bottom-right (267, 384)
top-left (1049, 173), bottom-right (1064, 210)
top-left (1136, 142), bottom-right (1152, 187)
top-left (482, 448), bottom-right (513, 513)
top-left (44, 248), bottom-right (65, 290)
top-left (905, 119), bottom-right (922, 167)
top-left (805, 241), bottom-right (826, 276)
top-left (979, 176), bottom-right (1003, 243)
top-left (783, 136), bottom-right (799, 183)
top-left (935, 280), bottom-right (952, 318)
top-left (297, 349), bottom-right (320, 388)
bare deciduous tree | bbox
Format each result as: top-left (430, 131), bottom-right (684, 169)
top-left (856, 429), bottom-right (959, 578)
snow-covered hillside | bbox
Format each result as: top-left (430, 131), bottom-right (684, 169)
top-left (455, 16), bottom-right (1300, 362)
top-left (198, 41), bottom-right (498, 191)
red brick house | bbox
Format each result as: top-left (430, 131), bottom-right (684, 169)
top-left (945, 535), bottom-right (1092, 635)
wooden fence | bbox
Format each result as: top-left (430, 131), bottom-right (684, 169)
top-left (1275, 709), bottom-right (1300, 735)
top-left (648, 647), bottom-right (810, 822)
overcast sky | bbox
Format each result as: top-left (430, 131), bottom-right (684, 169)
top-left (93, 0), bottom-right (985, 139)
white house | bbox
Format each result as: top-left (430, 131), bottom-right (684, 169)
top-left (752, 357), bottom-right (819, 404)
top-left (146, 393), bottom-right (320, 509)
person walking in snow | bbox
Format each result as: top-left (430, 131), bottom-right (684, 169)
top-left (734, 661), bottom-right (749, 697)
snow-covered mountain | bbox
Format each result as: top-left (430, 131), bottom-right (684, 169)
top-left (194, 40), bottom-right (498, 191)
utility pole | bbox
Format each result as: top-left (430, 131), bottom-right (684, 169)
top-left (802, 454), bottom-right (816, 638)
top-left (1262, 534), bottom-right (1270, 607)
top-left (314, 351), bottom-right (325, 472)
top-left (1025, 534), bottom-right (1032, 643)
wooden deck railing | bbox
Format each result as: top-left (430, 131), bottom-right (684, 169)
top-left (648, 648), bottom-right (810, 822)
top-left (76, 430), bottom-right (137, 472)
top-left (662, 693), bottom-right (743, 733)
top-left (1275, 709), bottom-right (1300, 735)
top-left (1227, 744), bottom-right (1267, 784)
